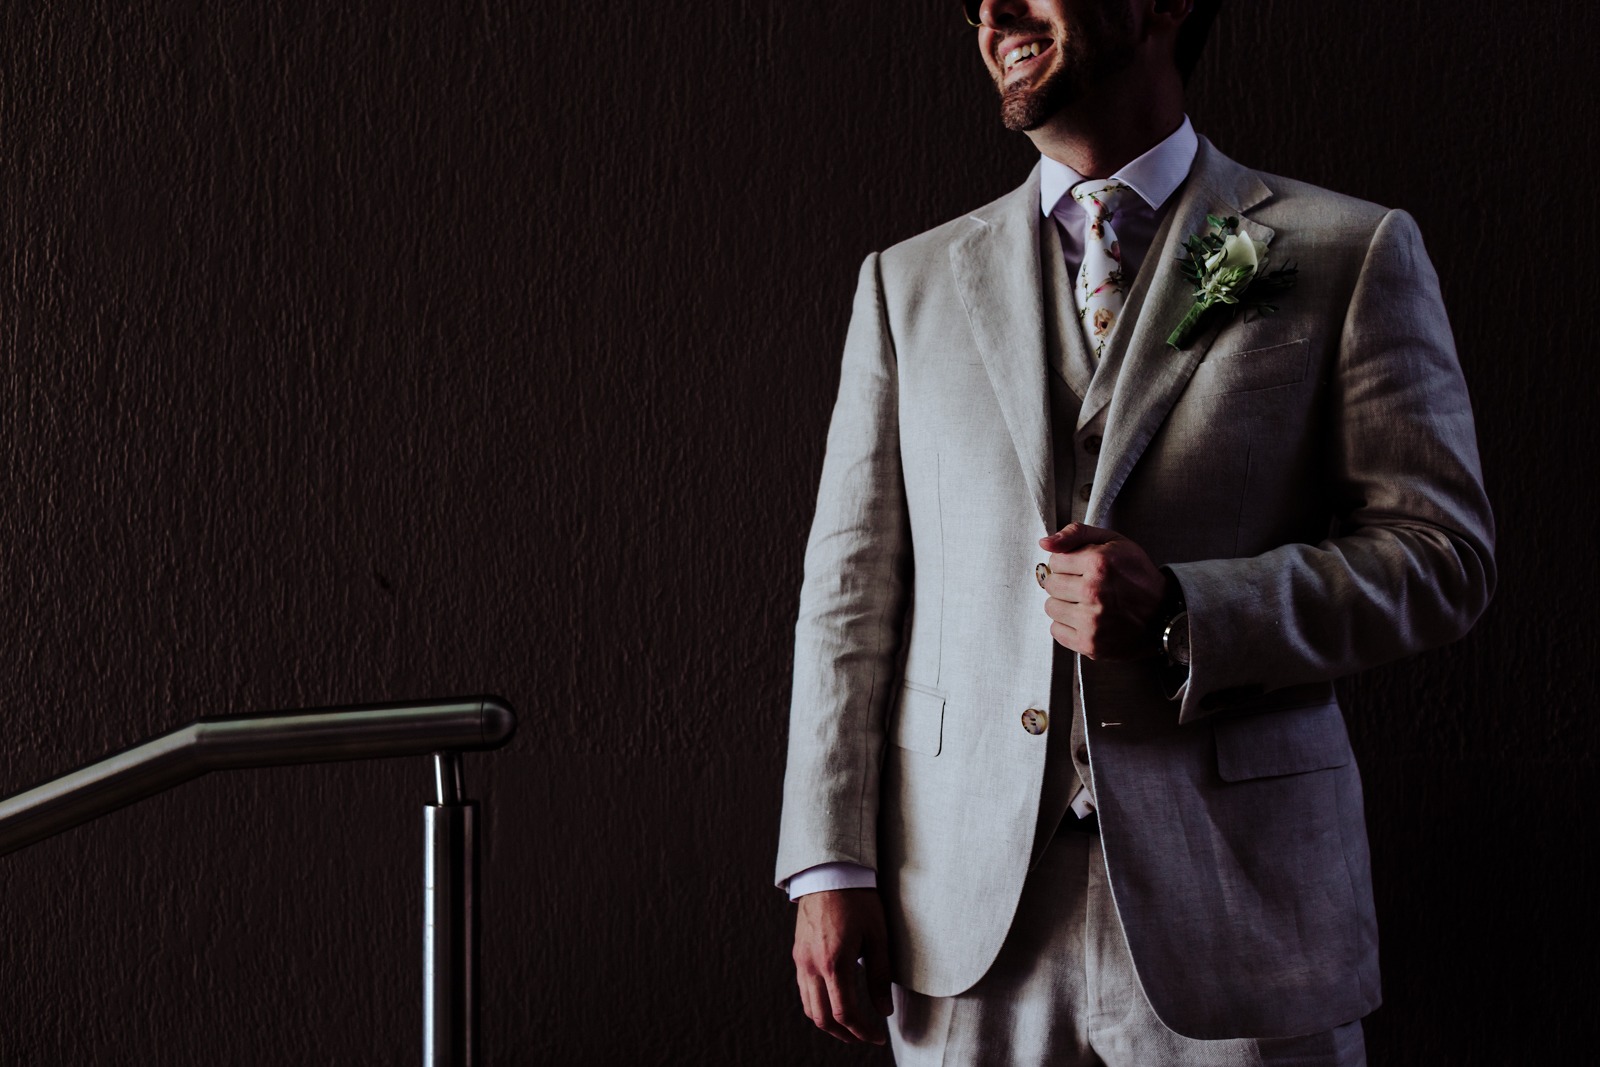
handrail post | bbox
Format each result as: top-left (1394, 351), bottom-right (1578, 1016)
top-left (0, 697), bottom-right (515, 1058)
top-left (424, 752), bottom-right (476, 1067)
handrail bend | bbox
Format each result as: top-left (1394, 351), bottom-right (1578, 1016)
top-left (0, 696), bottom-right (516, 857)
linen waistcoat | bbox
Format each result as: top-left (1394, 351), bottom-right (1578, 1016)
top-left (1032, 213), bottom-right (1124, 859)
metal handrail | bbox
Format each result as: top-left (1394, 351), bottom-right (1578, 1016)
top-left (0, 696), bottom-right (515, 856)
top-left (0, 695), bottom-right (516, 1067)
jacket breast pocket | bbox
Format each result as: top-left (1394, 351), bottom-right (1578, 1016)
top-left (891, 682), bottom-right (945, 757)
top-left (1190, 337), bottom-right (1310, 398)
top-left (1213, 699), bottom-right (1351, 781)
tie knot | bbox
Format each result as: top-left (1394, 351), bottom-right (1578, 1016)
top-left (1070, 179), bottom-right (1129, 223)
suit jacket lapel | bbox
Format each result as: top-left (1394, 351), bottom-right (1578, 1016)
top-left (1085, 137), bottom-right (1275, 525)
top-left (949, 166), bottom-right (1058, 533)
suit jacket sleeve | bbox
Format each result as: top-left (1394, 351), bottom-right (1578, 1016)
top-left (1167, 209), bottom-right (1497, 724)
top-left (774, 253), bottom-right (911, 886)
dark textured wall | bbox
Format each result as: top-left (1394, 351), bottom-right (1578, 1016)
top-left (1, 1), bottom-right (1593, 1062)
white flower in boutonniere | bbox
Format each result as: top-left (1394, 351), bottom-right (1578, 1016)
top-left (1166, 214), bottom-right (1299, 349)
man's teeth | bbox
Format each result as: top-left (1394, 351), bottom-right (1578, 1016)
top-left (1004, 42), bottom-right (1045, 70)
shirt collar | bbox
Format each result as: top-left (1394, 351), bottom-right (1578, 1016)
top-left (1039, 115), bottom-right (1198, 218)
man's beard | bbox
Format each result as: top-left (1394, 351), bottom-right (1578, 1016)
top-left (999, 54), bottom-right (1080, 132)
top-left (994, 13), bottom-right (1137, 133)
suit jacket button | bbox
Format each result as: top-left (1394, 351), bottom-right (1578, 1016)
top-left (1021, 708), bottom-right (1048, 735)
top-left (1083, 434), bottom-right (1102, 455)
top-left (1077, 482), bottom-right (1093, 502)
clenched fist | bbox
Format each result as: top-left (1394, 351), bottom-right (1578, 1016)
top-left (1037, 522), bottom-right (1171, 660)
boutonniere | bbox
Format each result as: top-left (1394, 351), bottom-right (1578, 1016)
top-left (1166, 215), bottom-right (1298, 349)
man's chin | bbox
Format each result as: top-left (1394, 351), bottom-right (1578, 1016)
top-left (1000, 88), bottom-right (1058, 133)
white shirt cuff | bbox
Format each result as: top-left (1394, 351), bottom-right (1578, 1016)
top-left (786, 862), bottom-right (877, 902)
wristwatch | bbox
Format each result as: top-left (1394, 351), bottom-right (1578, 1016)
top-left (1156, 573), bottom-right (1190, 668)
top-left (1162, 609), bottom-right (1191, 668)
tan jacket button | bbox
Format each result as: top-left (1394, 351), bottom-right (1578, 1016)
top-left (1021, 708), bottom-right (1049, 735)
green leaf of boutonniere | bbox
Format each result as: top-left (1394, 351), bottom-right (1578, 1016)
top-left (1167, 215), bottom-right (1299, 349)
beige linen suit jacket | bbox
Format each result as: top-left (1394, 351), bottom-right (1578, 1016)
top-left (775, 136), bottom-right (1495, 1040)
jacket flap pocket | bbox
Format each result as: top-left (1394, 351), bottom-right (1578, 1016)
top-left (1213, 700), bottom-right (1350, 781)
top-left (892, 683), bottom-right (945, 756)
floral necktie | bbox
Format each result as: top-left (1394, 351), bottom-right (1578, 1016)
top-left (1071, 178), bottom-right (1130, 360)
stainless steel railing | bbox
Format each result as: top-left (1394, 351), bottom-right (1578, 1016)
top-left (0, 696), bottom-right (516, 1067)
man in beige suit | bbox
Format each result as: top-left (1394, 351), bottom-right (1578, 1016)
top-left (775, 2), bottom-right (1495, 1064)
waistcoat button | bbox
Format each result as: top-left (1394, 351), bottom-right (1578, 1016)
top-left (1021, 708), bottom-right (1049, 735)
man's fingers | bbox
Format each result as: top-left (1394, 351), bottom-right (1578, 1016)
top-left (1043, 571), bottom-right (1087, 602)
top-left (820, 969), bottom-right (857, 1042)
top-left (802, 972), bottom-right (855, 1043)
top-left (1046, 591), bottom-right (1102, 626)
top-left (1047, 607), bottom-right (1081, 637)
top-left (1044, 595), bottom-right (1068, 624)
top-left (1051, 620), bottom-right (1087, 654)
top-left (1049, 545), bottom-right (1112, 578)
top-left (1039, 521), bottom-right (1120, 554)
top-left (798, 975), bottom-right (820, 1030)
top-left (824, 964), bottom-right (886, 1045)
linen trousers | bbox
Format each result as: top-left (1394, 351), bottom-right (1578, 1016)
top-left (887, 829), bottom-right (1366, 1067)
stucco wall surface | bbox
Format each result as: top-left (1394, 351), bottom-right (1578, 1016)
top-left (1, 2), bottom-right (1595, 1062)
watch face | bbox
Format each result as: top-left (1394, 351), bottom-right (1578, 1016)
top-left (1166, 611), bottom-right (1191, 667)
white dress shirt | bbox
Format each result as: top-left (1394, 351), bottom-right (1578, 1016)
top-left (787, 118), bottom-right (1200, 902)
top-left (1040, 114), bottom-right (1197, 294)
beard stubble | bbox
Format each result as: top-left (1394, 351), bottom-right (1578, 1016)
top-left (993, 11), bottom-right (1138, 132)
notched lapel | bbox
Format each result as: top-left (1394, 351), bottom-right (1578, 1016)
top-left (1085, 138), bottom-right (1275, 526)
top-left (949, 169), bottom-right (1057, 533)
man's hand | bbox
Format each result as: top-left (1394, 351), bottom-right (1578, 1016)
top-left (1038, 522), bottom-right (1171, 660)
top-left (792, 888), bottom-right (894, 1045)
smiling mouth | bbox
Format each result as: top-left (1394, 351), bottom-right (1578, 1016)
top-left (1002, 39), bottom-right (1054, 74)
